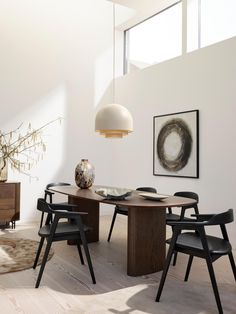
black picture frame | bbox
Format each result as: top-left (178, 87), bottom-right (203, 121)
top-left (153, 109), bottom-right (199, 178)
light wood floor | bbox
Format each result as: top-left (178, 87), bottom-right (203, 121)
top-left (0, 215), bottom-right (235, 314)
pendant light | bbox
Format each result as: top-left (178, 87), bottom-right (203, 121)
top-left (95, 3), bottom-right (133, 138)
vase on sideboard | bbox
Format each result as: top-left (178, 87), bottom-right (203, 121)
top-left (75, 159), bottom-right (95, 189)
top-left (0, 157), bottom-right (8, 182)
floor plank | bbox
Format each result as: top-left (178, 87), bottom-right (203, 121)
top-left (0, 216), bottom-right (235, 314)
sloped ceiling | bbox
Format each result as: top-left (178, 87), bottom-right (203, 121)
top-left (110, 0), bottom-right (179, 11)
top-left (109, 0), bottom-right (180, 30)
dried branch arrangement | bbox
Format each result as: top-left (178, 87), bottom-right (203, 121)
top-left (0, 117), bottom-right (62, 179)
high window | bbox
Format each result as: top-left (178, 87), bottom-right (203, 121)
top-left (124, 0), bottom-right (236, 74)
top-left (188, 0), bottom-right (236, 52)
top-left (124, 2), bottom-right (182, 74)
top-left (201, 0), bottom-right (236, 48)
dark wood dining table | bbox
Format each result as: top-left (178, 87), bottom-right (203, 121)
top-left (49, 185), bottom-right (197, 276)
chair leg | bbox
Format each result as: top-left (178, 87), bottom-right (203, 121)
top-left (173, 251), bottom-right (178, 266)
top-left (156, 230), bottom-right (179, 302)
top-left (107, 211), bottom-right (117, 242)
top-left (40, 212), bottom-right (44, 228)
top-left (77, 241), bottom-right (84, 265)
top-left (35, 238), bottom-right (53, 288)
top-left (205, 256), bottom-right (223, 314)
top-left (228, 252), bottom-right (236, 281)
top-left (80, 230), bottom-right (96, 284)
top-left (170, 226), bottom-right (178, 266)
top-left (184, 255), bottom-right (193, 282)
top-left (33, 237), bottom-right (45, 269)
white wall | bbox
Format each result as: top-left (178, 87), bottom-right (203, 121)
top-left (106, 36), bottom-right (236, 246)
top-left (0, 0), bottom-right (116, 221)
top-left (1, 0), bottom-right (236, 248)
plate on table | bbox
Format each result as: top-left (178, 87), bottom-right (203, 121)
top-left (95, 188), bottom-right (132, 200)
top-left (139, 192), bottom-right (169, 201)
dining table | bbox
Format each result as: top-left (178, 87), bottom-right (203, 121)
top-left (49, 185), bottom-right (197, 276)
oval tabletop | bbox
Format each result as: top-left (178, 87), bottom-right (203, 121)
top-left (49, 185), bottom-right (197, 208)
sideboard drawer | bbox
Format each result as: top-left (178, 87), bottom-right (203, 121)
top-left (0, 183), bottom-right (16, 209)
top-left (0, 209), bottom-right (15, 220)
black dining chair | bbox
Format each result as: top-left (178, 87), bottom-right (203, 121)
top-left (166, 191), bottom-right (199, 266)
top-left (40, 182), bottom-right (77, 228)
top-left (107, 187), bottom-right (157, 242)
top-left (156, 209), bottom-right (236, 314)
top-left (33, 198), bottom-right (96, 288)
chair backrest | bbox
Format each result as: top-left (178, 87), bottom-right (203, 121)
top-left (174, 191), bottom-right (199, 202)
top-left (37, 198), bottom-right (53, 214)
top-left (168, 191), bottom-right (199, 215)
top-left (136, 187), bottom-right (157, 193)
top-left (46, 182), bottom-right (71, 189)
top-left (207, 209), bottom-right (234, 226)
top-left (45, 182), bottom-right (71, 204)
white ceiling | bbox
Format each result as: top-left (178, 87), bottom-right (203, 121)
top-left (111, 0), bottom-right (169, 11)
top-left (109, 0), bottom-right (179, 30)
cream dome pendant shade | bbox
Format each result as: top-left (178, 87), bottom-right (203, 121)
top-left (95, 3), bottom-right (133, 139)
top-left (95, 103), bottom-right (133, 138)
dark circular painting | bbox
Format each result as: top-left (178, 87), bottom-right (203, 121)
top-left (157, 118), bottom-right (192, 172)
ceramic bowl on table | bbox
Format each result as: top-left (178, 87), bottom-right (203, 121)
top-left (95, 188), bottom-right (132, 200)
top-left (139, 192), bottom-right (169, 201)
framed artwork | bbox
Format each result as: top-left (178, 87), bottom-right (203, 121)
top-left (153, 110), bottom-right (199, 178)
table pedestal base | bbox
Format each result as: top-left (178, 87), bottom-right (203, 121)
top-left (127, 207), bottom-right (166, 276)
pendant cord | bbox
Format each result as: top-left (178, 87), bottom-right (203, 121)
top-left (198, 0), bottom-right (201, 49)
top-left (112, 3), bottom-right (115, 103)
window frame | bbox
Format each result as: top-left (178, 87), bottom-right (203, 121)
top-left (123, 1), bottom-right (182, 75)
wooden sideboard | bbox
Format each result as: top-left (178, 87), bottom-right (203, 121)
top-left (0, 182), bottom-right (20, 228)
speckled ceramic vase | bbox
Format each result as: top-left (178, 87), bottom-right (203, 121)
top-left (75, 159), bottom-right (95, 189)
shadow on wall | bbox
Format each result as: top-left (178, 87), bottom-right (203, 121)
top-left (0, 85), bottom-right (67, 222)
top-left (0, 0), bottom-right (129, 223)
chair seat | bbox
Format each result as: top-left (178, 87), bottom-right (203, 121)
top-left (166, 213), bottom-right (195, 222)
top-left (115, 206), bottom-right (128, 215)
top-left (39, 222), bottom-right (90, 238)
top-left (166, 232), bottom-right (232, 255)
top-left (166, 213), bottom-right (181, 221)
